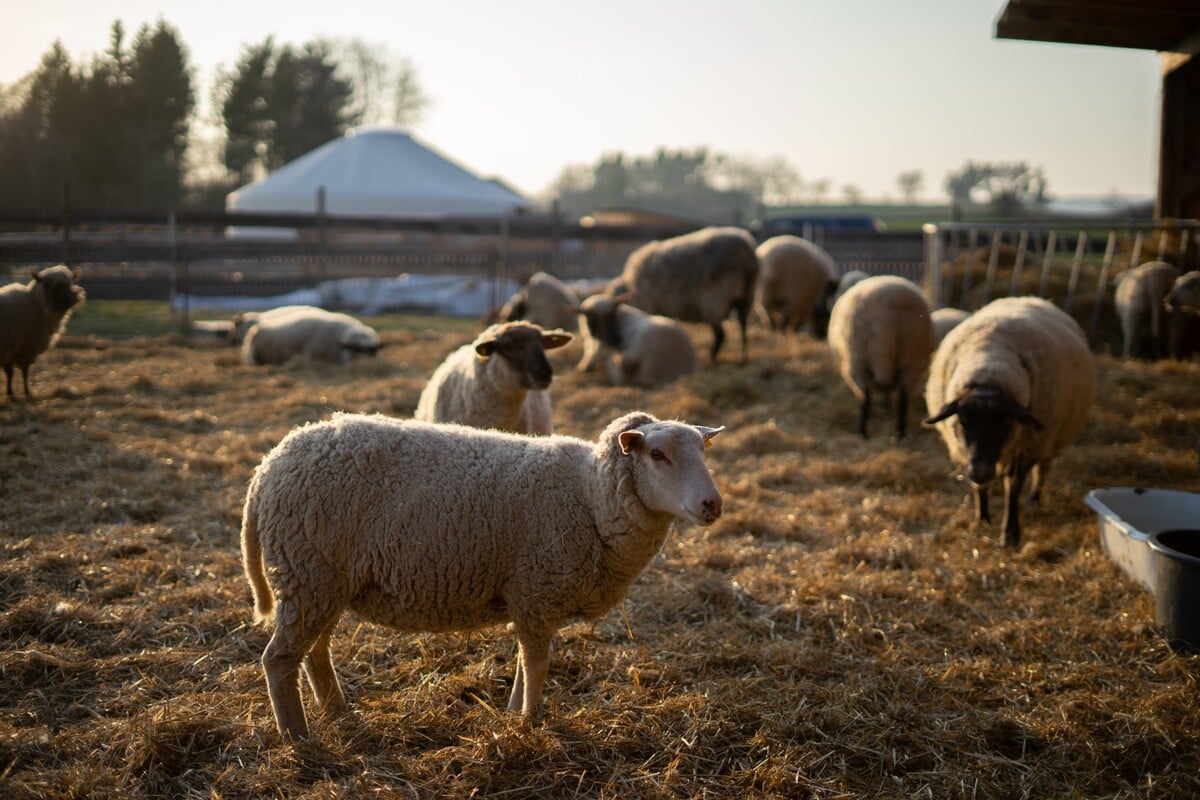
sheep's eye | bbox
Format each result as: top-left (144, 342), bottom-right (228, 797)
top-left (650, 449), bottom-right (667, 462)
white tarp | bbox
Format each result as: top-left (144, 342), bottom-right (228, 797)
top-left (173, 273), bottom-right (520, 318)
top-left (226, 127), bottom-right (530, 218)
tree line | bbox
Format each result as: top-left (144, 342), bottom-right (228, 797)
top-left (0, 17), bottom-right (1052, 218)
top-left (0, 20), bottom-right (427, 210)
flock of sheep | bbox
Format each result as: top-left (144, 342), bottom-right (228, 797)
top-left (3, 227), bottom-right (1198, 744)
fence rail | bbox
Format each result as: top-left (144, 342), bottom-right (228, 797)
top-left (922, 220), bottom-right (1200, 342)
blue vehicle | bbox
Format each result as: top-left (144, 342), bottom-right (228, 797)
top-left (749, 214), bottom-right (886, 240)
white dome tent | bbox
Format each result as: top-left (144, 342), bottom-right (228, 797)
top-left (225, 126), bottom-right (530, 222)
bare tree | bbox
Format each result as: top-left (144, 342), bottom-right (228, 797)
top-left (896, 170), bottom-right (923, 203)
top-left (320, 37), bottom-right (430, 128)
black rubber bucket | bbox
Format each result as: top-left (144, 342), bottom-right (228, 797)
top-left (1148, 529), bottom-right (1200, 651)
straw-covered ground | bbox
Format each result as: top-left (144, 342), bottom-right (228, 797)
top-left (1, 307), bottom-right (1197, 799)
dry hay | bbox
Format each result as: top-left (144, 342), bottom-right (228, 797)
top-left (1, 313), bottom-right (1198, 799)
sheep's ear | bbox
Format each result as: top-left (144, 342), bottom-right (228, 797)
top-left (71, 268), bottom-right (82, 282)
top-left (922, 400), bottom-right (959, 426)
top-left (618, 430), bottom-right (644, 455)
top-left (1008, 399), bottom-right (1045, 431)
top-left (696, 425), bottom-right (725, 448)
top-left (542, 331), bottom-right (573, 350)
top-left (475, 340), bottom-right (496, 359)
top-left (613, 292), bottom-right (633, 305)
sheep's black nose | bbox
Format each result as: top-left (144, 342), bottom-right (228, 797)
top-left (702, 497), bottom-right (723, 521)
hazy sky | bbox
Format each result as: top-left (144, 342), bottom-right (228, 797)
top-left (2, 0), bottom-right (1163, 201)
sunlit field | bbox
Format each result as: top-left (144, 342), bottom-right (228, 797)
top-left (1, 308), bottom-right (1197, 799)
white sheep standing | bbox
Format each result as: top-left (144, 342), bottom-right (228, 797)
top-left (240, 305), bottom-right (382, 366)
top-left (754, 235), bottom-right (840, 338)
top-left (1113, 260), bottom-right (1179, 359)
top-left (415, 321), bottom-right (572, 435)
top-left (826, 275), bottom-right (935, 438)
top-left (931, 307), bottom-right (971, 345)
top-left (498, 271), bottom-right (581, 333)
top-left (575, 294), bottom-right (697, 386)
top-left (0, 265), bottom-right (85, 399)
top-left (615, 226), bottom-right (759, 362)
top-left (923, 296), bottom-right (1097, 547)
top-left (241, 410), bottom-right (725, 740)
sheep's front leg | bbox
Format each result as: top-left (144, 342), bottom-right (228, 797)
top-left (3, 364), bottom-right (13, 397)
top-left (974, 484), bottom-right (990, 525)
top-left (508, 626), bottom-right (552, 719)
top-left (1001, 462), bottom-right (1029, 549)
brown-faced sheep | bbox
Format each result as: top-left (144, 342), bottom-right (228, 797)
top-left (754, 235), bottom-right (839, 338)
top-left (415, 322), bottom-right (572, 435)
top-left (616, 226), bottom-right (759, 362)
top-left (0, 265), bottom-right (85, 398)
top-left (241, 411), bottom-right (725, 740)
top-left (575, 294), bottom-right (697, 386)
top-left (924, 296), bottom-right (1097, 548)
top-left (827, 275), bottom-right (935, 438)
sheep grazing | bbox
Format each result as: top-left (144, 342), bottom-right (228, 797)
top-left (575, 294), bottom-right (697, 386)
top-left (415, 321), bottom-right (572, 435)
top-left (826, 275), bottom-right (935, 438)
top-left (1164, 270), bottom-right (1200, 359)
top-left (241, 410), bottom-right (725, 740)
top-left (754, 235), bottom-right (839, 338)
top-left (617, 226), bottom-right (759, 362)
top-left (923, 296), bottom-right (1097, 548)
top-left (0, 265), bottom-right (85, 399)
top-left (931, 307), bottom-right (971, 345)
top-left (240, 306), bottom-right (382, 366)
top-left (498, 271), bottom-right (580, 333)
top-left (1114, 260), bottom-right (1179, 359)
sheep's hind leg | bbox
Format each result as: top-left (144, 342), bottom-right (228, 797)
top-left (3, 364), bottom-right (12, 397)
top-left (857, 388), bottom-right (872, 438)
top-left (262, 600), bottom-right (339, 741)
top-left (303, 618), bottom-right (347, 713)
top-left (894, 386), bottom-right (909, 438)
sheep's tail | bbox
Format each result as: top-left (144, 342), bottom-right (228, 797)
top-left (240, 488), bottom-right (275, 625)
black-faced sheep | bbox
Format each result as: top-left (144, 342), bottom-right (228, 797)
top-left (923, 296), bottom-right (1097, 548)
top-left (240, 306), bottom-right (382, 366)
top-left (0, 265), bottom-right (85, 399)
top-left (415, 321), bottom-right (572, 435)
top-left (616, 226), bottom-right (759, 362)
top-left (1164, 270), bottom-right (1200, 360)
top-left (827, 275), bottom-right (935, 438)
top-left (754, 235), bottom-right (839, 338)
top-left (498, 271), bottom-right (581, 334)
top-left (1114, 261), bottom-right (1179, 360)
top-left (241, 410), bottom-right (725, 740)
top-left (575, 294), bottom-right (697, 386)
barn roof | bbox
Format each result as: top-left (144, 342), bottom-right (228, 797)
top-left (995, 0), bottom-right (1200, 52)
